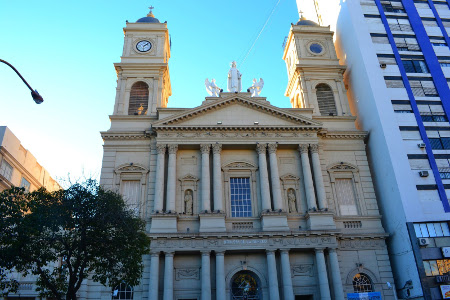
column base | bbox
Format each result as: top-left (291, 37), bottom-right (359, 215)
top-left (150, 214), bottom-right (178, 233)
top-left (305, 211), bottom-right (336, 230)
top-left (199, 213), bottom-right (226, 232)
top-left (261, 211), bottom-right (289, 231)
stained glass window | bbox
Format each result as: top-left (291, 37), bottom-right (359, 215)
top-left (231, 271), bottom-right (261, 300)
top-left (353, 273), bottom-right (373, 293)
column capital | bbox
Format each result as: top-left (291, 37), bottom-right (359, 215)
top-left (298, 144), bottom-right (309, 153)
top-left (200, 144), bottom-right (211, 154)
top-left (165, 251), bottom-right (174, 257)
top-left (328, 248), bottom-right (338, 253)
top-left (156, 144), bottom-right (167, 154)
top-left (256, 143), bottom-right (267, 154)
top-left (168, 144), bottom-right (178, 154)
top-left (150, 251), bottom-right (160, 257)
top-left (201, 250), bottom-right (211, 256)
top-left (267, 143), bottom-right (278, 154)
top-left (266, 249), bottom-right (276, 255)
top-left (280, 249), bottom-right (290, 255)
top-left (315, 248), bottom-right (325, 253)
top-left (310, 144), bottom-right (319, 153)
top-left (215, 251), bottom-right (225, 256)
top-left (212, 143), bottom-right (222, 154)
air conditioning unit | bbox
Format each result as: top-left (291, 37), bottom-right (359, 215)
top-left (380, 63), bottom-right (387, 69)
top-left (418, 143), bottom-right (426, 148)
top-left (419, 238), bottom-right (430, 246)
top-left (419, 171), bottom-right (429, 177)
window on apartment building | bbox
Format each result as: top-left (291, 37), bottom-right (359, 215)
top-left (372, 35), bottom-right (390, 44)
top-left (112, 283), bottom-right (133, 300)
top-left (439, 169), bottom-right (450, 178)
top-left (20, 177), bottom-right (31, 192)
top-left (422, 19), bottom-right (438, 27)
top-left (410, 80), bottom-right (438, 96)
top-left (0, 159), bottom-right (13, 181)
top-left (435, 2), bottom-right (450, 10)
top-left (316, 83), bottom-right (337, 116)
top-left (394, 36), bottom-right (421, 51)
top-left (388, 18), bottom-right (412, 31)
top-left (128, 81), bottom-right (149, 116)
top-left (415, 1), bottom-right (431, 9)
top-left (402, 60), bottom-right (429, 73)
top-left (414, 222), bottom-right (450, 237)
top-left (353, 273), bottom-right (374, 293)
top-left (429, 137), bottom-right (450, 149)
top-left (421, 113), bottom-right (448, 122)
top-left (423, 259), bottom-right (450, 276)
top-left (440, 61), bottom-right (450, 67)
top-left (386, 79), bottom-right (405, 88)
top-left (431, 37), bottom-right (448, 47)
top-left (381, 1), bottom-right (406, 13)
top-left (230, 177), bottom-right (252, 217)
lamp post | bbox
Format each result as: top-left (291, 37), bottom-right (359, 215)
top-left (0, 59), bottom-right (43, 104)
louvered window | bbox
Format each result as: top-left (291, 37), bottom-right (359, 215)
top-left (394, 36), bottom-right (420, 51)
top-left (316, 84), bottom-right (337, 116)
top-left (128, 82), bottom-right (149, 115)
top-left (385, 79), bottom-right (404, 88)
top-left (410, 80), bottom-right (438, 96)
top-left (335, 179), bottom-right (358, 215)
top-left (388, 18), bottom-right (412, 31)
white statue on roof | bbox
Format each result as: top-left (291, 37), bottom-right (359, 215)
top-left (205, 78), bottom-right (221, 97)
top-left (227, 61), bottom-right (242, 93)
top-left (248, 78), bottom-right (264, 97)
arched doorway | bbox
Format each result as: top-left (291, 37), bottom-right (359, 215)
top-left (230, 270), bottom-right (261, 300)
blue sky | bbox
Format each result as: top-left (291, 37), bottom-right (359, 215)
top-left (0, 0), bottom-right (299, 184)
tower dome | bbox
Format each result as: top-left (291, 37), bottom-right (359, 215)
top-left (136, 7), bottom-right (160, 23)
top-left (296, 14), bottom-right (319, 26)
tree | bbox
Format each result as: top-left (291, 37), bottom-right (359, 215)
top-left (0, 180), bottom-right (150, 300)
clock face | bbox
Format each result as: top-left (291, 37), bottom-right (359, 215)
top-left (136, 40), bottom-right (152, 52)
top-left (309, 43), bottom-right (323, 54)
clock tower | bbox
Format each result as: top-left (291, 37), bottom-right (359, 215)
top-left (113, 7), bottom-right (172, 116)
top-left (283, 16), bottom-right (351, 117)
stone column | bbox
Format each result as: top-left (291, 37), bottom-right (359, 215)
top-left (166, 144), bottom-right (178, 212)
top-left (268, 144), bottom-right (284, 211)
top-left (200, 144), bottom-right (211, 212)
top-left (328, 249), bottom-right (345, 300)
top-left (266, 250), bottom-right (280, 300)
top-left (280, 250), bottom-right (294, 300)
top-left (148, 252), bottom-right (160, 300)
top-left (163, 252), bottom-right (174, 300)
top-left (215, 251), bottom-right (225, 300)
top-left (310, 144), bottom-right (327, 210)
top-left (154, 144), bottom-right (166, 212)
top-left (201, 251), bottom-right (212, 300)
top-left (212, 144), bottom-right (223, 212)
top-left (315, 249), bottom-right (331, 300)
top-left (298, 144), bottom-right (317, 210)
top-left (257, 144), bottom-right (272, 211)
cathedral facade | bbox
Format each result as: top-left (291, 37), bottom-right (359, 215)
top-left (93, 9), bottom-right (397, 300)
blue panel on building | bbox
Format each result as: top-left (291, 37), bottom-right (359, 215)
top-left (347, 292), bottom-right (382, 300)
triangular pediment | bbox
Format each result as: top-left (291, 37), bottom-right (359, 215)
top-left (153, 95), bottom-right (322, 130)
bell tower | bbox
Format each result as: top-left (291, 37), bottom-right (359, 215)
top-left (283, 15), bottom-right (351, 117)
top-left (113, 7), bottom-right (172, 116)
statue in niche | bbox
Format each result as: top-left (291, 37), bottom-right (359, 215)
top-left (288, 189), bottom-right (297, 213)
top-left (227, 61), bottom-right (242, 93)
top-left (184, 190), bottom-right (193, 215)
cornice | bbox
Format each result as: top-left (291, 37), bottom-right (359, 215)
top-left (100, 131), bottom-right (150, 141)
top-left (319, 130), bottom-right (368, 139)
top-left (154, 125), bottom-right (319, 131)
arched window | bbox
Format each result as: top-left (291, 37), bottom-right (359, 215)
top-left (316, 83), bottom-right (337, 116)
top-left (128, 81), bottom-right (149, 115)
top-left (353, 273), bottom-right (373, 293)
top-left (231, 271), bottom-right (261, 299)
top-left (112, 283), bottom-right (133, 299)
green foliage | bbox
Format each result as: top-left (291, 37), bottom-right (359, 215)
top-left (0, 180), bottom-right (150, 300)
top-left (0, 268), bottom-right (19, 296)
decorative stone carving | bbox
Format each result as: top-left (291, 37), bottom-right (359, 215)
top-left (223, 161), bottom-right (257, 169)
top-left (168, 144), bottom-right (178, 154)
top-left (212, 143), bottom-right (222, 154)
top-left (256, 143), bottom-right (267, 154)
top-left (200, 144), bottom-right (211, 154)
top-left (227, 61), bottom-right (242, 93)
top-left (330, 164), bottom-right (356, 170)
top-left (156, 144), bottom-right (166, 154)
top-left (116, 165), bottom-right (147, 172)
top-left (298, 144), bottom-right (309, 153)
top-left (309, 144), bottom-right (319, 153)
top-left (175, 268), bottom-right (200, 280)
top-left (248, 78), bottom-right (264, 97)
top-left (184, 190), bottom-right (193, 215)
top-left (205, 78), bottom-right (221, 97)
top-left (267, 143), bottom-right (277, 154)
top-left (292, 264), bottom-right (314, 276)
top-left (288, 189), bottom-right (297, 213)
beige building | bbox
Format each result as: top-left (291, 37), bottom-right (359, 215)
top-left (0, 126), bottom-right (60, 192)
top-left (90, 9), bottom-right (397, 300)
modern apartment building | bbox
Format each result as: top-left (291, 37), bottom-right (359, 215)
top-left (295, 0), bottom-right (450, 298)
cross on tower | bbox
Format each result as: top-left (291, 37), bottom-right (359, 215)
top-left (149, 5), bottom-right (154, 12)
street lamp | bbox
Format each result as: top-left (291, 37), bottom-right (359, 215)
top-left (0, 59), bottom-right (44, 104)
